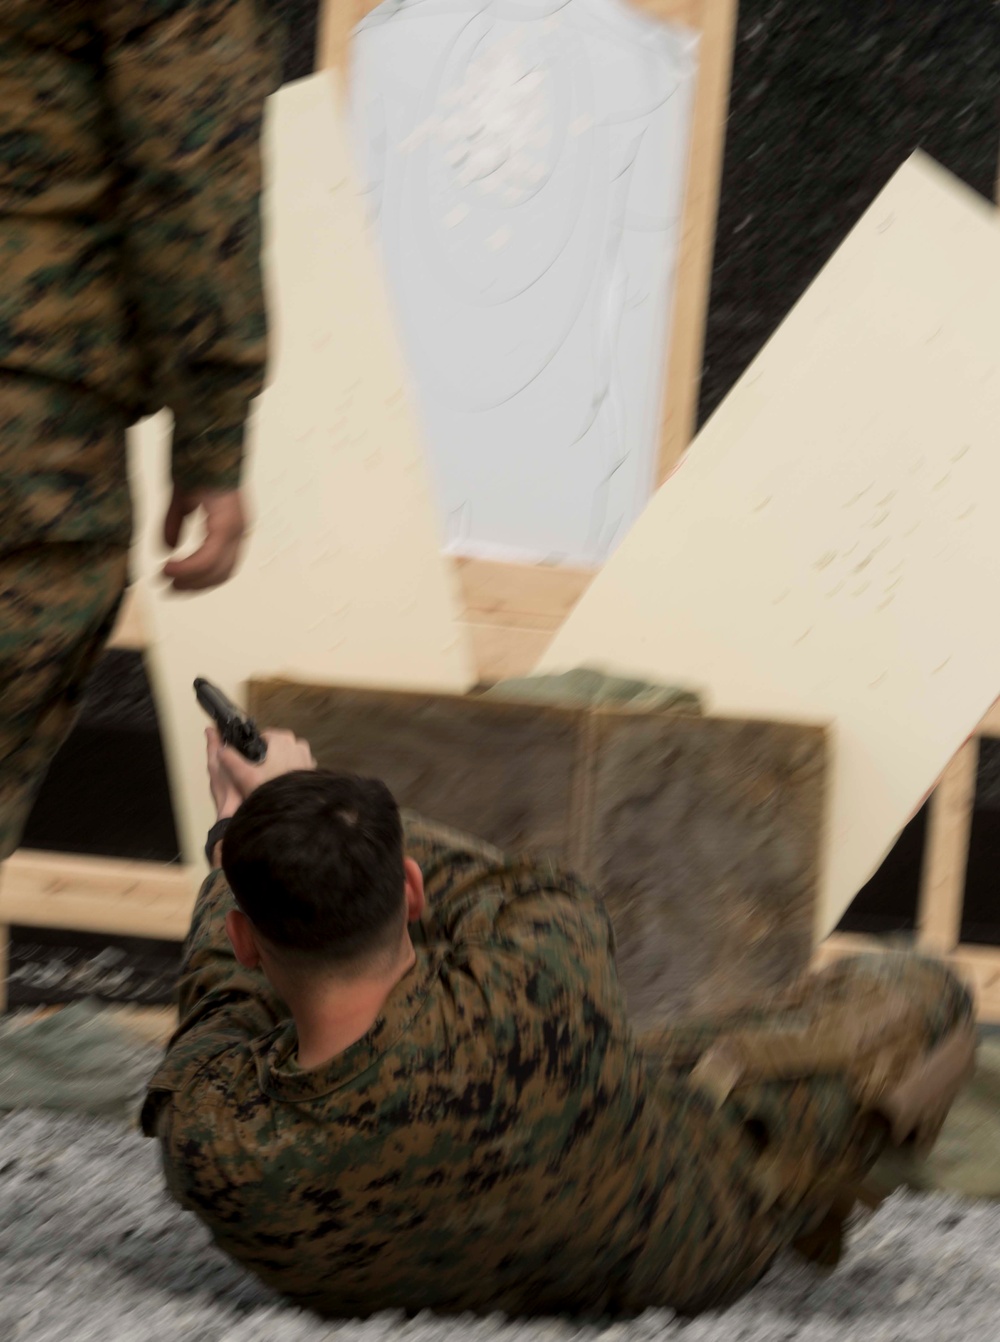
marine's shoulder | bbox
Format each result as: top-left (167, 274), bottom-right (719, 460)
top-left (459, 851), bottom-right (602, 912)
top-left (140, 1020), bottom-right (283, 1137)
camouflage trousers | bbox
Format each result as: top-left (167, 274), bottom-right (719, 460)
top-left (623, 951), bottom-right (973, 1312)
top-left (0, 322), bottom-right (133, 870)
top-left (1, 1), bottom-right (141, 866)
top-left (0, 534), bottom-right (129, 862)
top-left (402, 816), bottom-right (974, 1314)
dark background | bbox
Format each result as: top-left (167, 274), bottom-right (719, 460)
top-left (15, 0), bottom-right (1000, 1006)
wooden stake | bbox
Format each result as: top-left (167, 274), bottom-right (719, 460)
top-left (642, 0), bottom-right (739, 484)
top-left (917, 740), bottom-right (979, 956)
top-left (0, 851), bottom-right (197, 942)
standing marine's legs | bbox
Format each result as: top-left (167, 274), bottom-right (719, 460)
top-left (0, 533), bottom-right (129, 862)
top-left (0, 13), bottom-right (135, 865)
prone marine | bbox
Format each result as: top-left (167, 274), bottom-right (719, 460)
top-left (141, 725), bottom-right (976, 1319)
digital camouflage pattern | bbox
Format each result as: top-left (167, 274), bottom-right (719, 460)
top-left (0, 542), bottom-right (129, 861)
top-left (142, 814), bottom-right (974, 1319)
top-left (0, 0), bottom-right (283, 545)
top-left (0, 1), bottom-right (281, 857)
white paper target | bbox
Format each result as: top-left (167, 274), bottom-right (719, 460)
top-left (350, 0), bottom-right (697, 566)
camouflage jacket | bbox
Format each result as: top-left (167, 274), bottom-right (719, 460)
top-left (141, 815), bottom-right (762, 1318)
top-left (0, 2), bottom-right (282, 524)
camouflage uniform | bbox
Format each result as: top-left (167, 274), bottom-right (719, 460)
top-left (0, 2), bottom-right (282, 860)
top-left (142, 814), bottom-right (975, 1319)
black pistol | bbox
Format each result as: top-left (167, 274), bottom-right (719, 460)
top-left (194, 678), bottom-right (268, 763)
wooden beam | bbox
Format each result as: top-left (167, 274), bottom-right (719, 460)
top-left (811, 931), bottom-right (885, 969)
top-left (916, 739), bottom-right (978, 956)
top-left (641, 0), bottom-right (739, 484)
top-left (464, 623), bottom-right (558, 684)
top-left (452, 560), bottom-right (597, 681)
top-left (454, 559), bottom-right (594, 630)
top-left (950, 943), bottom-right (1000, 1024)
top-left (640, 0), bottom-right (708, 24)
top-left (0, 851), bottom-right (196, 941)
top-left (318, 0), bottom-right (728, 79)
top-left (316, 0), bottom-right (380, 81)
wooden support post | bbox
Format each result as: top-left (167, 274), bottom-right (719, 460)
top-left (0, 851), bottom-right (196, 942)
top-left (916, 739), bottom-right (978, 956)
top-left (641, 0), bottom-right (739, 484)
top-left (315, 0), bottom-right (369, 83)
top-left (454, 560), bottom-right (595, 682)
top-left (950, 944), bottom-right (1000, 1023)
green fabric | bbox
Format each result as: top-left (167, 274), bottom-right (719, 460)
top-left (482, 665), bottom-right (702, 715)
top-left (870, 1036), bottom-right (1000, 1200)
top-left (0, 1001), bottom-right (156, 1124)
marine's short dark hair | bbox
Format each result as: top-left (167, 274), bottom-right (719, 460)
top-left (221, 770), bottom-right (405, 966)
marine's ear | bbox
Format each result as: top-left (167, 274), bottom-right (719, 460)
top-left (226, 908), bottom-right (262, 970)
top-left (403, 857), bottom-right (426, 923)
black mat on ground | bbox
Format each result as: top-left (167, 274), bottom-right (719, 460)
top-left (5, 927), bottom-right (180, 1011)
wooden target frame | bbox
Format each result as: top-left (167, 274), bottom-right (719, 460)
top-left (4, 601), bottom-right (1000, 1021)
top-left (4, 4), bottom-right (1000, 1027)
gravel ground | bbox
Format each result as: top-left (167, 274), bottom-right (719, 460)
top-left (0, 1109), bottom-right (997, 1342)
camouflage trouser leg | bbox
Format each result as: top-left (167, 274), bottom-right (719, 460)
top-left (0, 541), bottom-right (129, 862)
top-left (623, 952), bottom-right (974, 1314)
top-left (0, 0), bottom-right (136, 869)
top-left (0, 159), bottom-right (133, 861)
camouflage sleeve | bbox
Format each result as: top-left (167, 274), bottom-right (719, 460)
top-left (101, 1), bottom-right (284, 492)
top-left (401, 810), bottom-right (509, 938)
top-left (139, 866), bottom-right (285, 1137)
top-left (172, 867), bottom-right (284, 1050)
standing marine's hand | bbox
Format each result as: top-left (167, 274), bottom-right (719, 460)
top-left (162, 487), bottom-right (247, 592)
